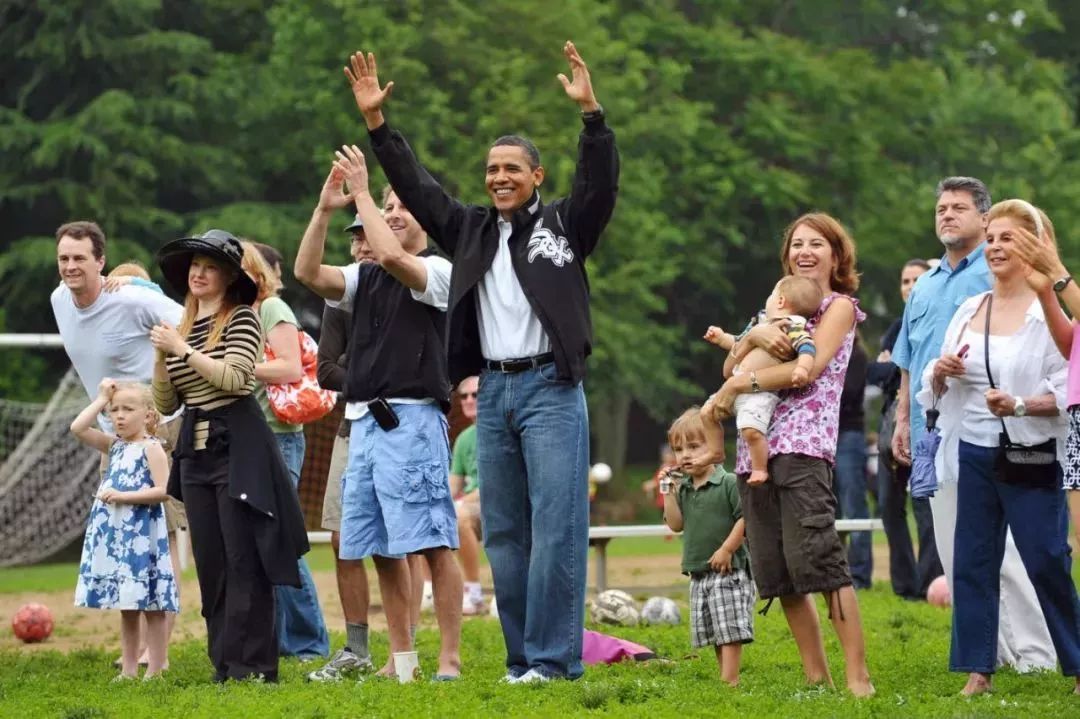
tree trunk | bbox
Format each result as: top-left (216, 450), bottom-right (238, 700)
top-left (589, 391), bottom-right (631, 480)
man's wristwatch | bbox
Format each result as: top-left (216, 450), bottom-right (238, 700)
top-left (1013, 396), bottom-right (1027, 417)
top-left (1053, 275), bottom-right (1073, 293)
top-left (581, 105), bottom-right (604, 122)
top-left (749, 371), bottom-right (761, 393)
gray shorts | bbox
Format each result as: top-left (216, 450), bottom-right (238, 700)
top-left (738, 454), bottom-right (852, 599)
top-left (321, 434), bottom-right (349, 532)
top-left (690, 568), bottom-right (755, 647)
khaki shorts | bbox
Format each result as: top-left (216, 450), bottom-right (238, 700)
top-left (737, 454), bottom-right (851, 599)
top-left (97, 416), bottom-right (188, 533)
top-left (321, 434), bottom-right (349, 532)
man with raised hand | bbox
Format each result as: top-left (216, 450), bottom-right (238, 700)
top-left (294, 148), bottom-right (462, 681)
top-left (345, 42), bottom-right (619, 682)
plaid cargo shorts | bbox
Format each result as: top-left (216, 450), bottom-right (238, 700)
top-left (689, 568), bottom-right (756, 648)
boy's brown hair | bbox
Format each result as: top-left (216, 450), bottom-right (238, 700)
top-left (776, 275), bottom-right (824, 318)
top-left (668, 406), bottom-right (708, 447)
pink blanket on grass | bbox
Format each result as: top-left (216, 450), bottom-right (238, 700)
top-left (582, 629), bottom-right (656, 665)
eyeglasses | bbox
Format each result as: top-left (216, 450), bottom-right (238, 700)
top-left (460, 392), bottom-right (478, 399)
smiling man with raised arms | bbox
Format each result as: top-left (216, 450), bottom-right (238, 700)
top-left (344, 42), bottom-right (619, 682)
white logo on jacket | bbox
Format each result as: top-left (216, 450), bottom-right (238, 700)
top-left (527, 218), bottom-right (574, 267)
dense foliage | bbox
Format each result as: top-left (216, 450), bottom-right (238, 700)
top-left (4, 0), bottom-right (1080, 469)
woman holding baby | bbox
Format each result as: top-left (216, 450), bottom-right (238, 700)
top-left (704, 212), bottom-right (872, 697)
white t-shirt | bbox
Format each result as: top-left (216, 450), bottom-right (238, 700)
top-left (51, 281), bottom-right (184, 431)
top-left (475, 219), bottom-right (551, 361)
top-left (326, 254), bottom-right (452, 419)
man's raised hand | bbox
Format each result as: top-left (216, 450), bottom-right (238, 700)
top-left (556, 41), bottom-right (599, 112)
top-left (345, 51), bottom-right (394, 128)
top-left (317, 166), bottom-right (352, 213)
top-left (333, 145), bottom-right (371, 200)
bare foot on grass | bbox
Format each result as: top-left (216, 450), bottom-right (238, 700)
top-left (376, 657), bottom-right (394, 678)
top-left (848, 679), bottom-right (875, 697)
top-left (961, 672), bottom-right (992, 696)
top-left (438, 655), bottom-right (461, 679)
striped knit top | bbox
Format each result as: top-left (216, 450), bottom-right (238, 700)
top-left (153, 306), bottom-right (262, 449)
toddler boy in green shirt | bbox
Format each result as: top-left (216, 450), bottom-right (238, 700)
top-left (662, 407), bottom-right (755, 686)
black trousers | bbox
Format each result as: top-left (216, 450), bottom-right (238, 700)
top-left (181, 448), bottom-right (278, 681)
top-left (877, 457), bottom-right (943, 598)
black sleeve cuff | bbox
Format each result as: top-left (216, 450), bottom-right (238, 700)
top-left (582, 114), bottom-right (608, 134)
top-left (368, 122), bottom-right (392, 144)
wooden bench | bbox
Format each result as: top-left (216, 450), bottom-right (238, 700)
top-left (588, 519), bottom-right (885, 592)
top-left (306, 518), bottom-right (885, 593)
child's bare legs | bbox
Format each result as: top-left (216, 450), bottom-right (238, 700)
top-left (138, 532), bottom-right (180, 667)
top-left (119, 610), bottom-right (141, 678)
top-left (143, 611), bottom-right (169, 677)
top-left (779, 593), bottom-right (832, 686)
top-left (714, 643), bottom-right (742, 686)
top-left (742, 427), bottom-right (769, 485)
top-left (825, 587), bottom-right (874, 697)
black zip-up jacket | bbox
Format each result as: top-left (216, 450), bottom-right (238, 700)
top-left (369, 115), bottom-right (619, 385)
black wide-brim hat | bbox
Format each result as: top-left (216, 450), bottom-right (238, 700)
top-left (156, 229), bottom-right (258, 306)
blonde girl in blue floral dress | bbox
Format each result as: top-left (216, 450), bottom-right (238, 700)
top-left (72, 379), bottom-right (177, 680)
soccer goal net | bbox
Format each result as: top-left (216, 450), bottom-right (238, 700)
top-left (0, 365), bottom-right (100, 567)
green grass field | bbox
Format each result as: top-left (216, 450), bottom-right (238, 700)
top-left (4, 583), bottom-right (1080, 717)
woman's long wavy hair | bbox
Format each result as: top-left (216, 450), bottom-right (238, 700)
top-left (177, 254), bottom-right (244, 351)
top-left (780, 212), bottom-right (860, 295)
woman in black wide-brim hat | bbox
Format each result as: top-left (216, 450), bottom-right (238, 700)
top-left (150, 229), bottom-right (309, 683)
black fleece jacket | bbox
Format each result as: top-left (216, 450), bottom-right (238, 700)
top-left (369, 115), bottom-right (619, 384)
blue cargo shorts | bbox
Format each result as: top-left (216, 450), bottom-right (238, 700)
top-left (339, 402), bottom-right (459, 560)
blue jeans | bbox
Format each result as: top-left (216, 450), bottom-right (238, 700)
top-left (951, 440), bottom-right (1080, 675)
top-left (273, 431), bottom-right (330, 659)
top-left (833, 429), bottom-right (872, 588)
top-left (477, 362), bottom-right (590, 679)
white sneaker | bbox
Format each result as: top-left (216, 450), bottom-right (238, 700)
top-left (306, 648), bottom-right (374, 682)
top-left (512, 669), bottom-right (551, 684)
top-left (420, 581), bottom-right (435, 613)
top-left (462, 593), bottom-right (485, 616)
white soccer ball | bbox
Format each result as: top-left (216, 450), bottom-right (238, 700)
top-left (640, 596), bottom-right (681, 625)
top-left (589, 589), bottom-right (640, 626)
top-left (590, 462), bottom-right (613, 484)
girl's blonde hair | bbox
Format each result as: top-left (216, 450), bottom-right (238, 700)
top-left (108, 261), bottom-right (151, 281)
top-left (240, 240), bottom-right (282, 302)
top-left (986, 199), bottom-right (1057, 246)
top-left (110, 382), bottom-right (162, 438)
top-left (176, 252), bottom-right (245, 351)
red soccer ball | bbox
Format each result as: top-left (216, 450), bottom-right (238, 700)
top-left (11, 603), bottom-right (54, 643)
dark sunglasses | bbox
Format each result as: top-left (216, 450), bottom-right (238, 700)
top-left (460, 392), bottom-right (478, 399)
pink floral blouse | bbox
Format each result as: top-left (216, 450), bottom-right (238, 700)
top-left (734, 293), bottom-right (865, 473)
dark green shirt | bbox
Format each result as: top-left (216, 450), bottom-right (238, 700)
top-left (677, 467), bottom-right (748, 575)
